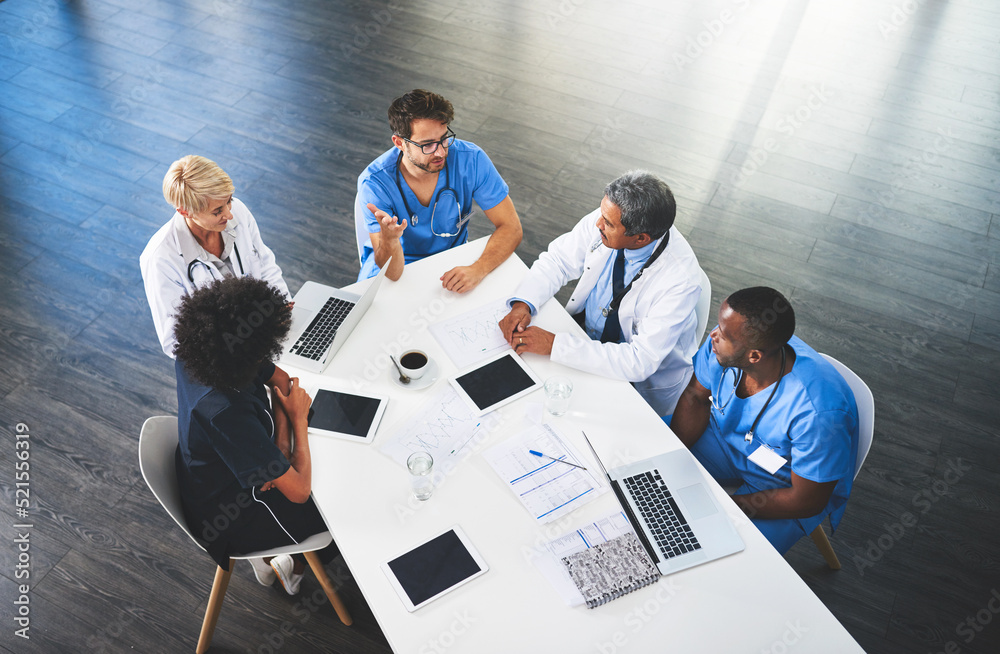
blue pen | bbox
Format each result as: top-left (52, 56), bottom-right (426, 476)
top-left (529, 449), bottom-right (588, 470)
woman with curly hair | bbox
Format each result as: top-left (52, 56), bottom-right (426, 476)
top-left (173, 275), bottom-right (334, 595)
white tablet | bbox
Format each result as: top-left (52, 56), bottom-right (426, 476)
top-left (448, 351), bottom-right (542, 416)
top-left (306, 385), bottom-right (388, 444)
top-left (381, 525), bottom-right (489, 612)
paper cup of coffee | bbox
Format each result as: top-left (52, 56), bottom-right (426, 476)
top-left (399, 349), bottom-right (430, 380)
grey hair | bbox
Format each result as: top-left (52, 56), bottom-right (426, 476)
top-left (604, 170), bottom-right (676, 239)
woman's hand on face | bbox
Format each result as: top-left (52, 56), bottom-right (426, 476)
top-left (273, 377), bottom-right (312, 421)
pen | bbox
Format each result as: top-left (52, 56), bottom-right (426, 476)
top-left (529, 449), bottom-right (587, 470)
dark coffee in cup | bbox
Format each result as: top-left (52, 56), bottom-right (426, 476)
top-left (400, 352), bottom-right (428, 369)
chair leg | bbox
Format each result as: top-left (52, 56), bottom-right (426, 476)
top-left (304, 551), bottom-right (353, 626)
top-left (810, 524), bottom-right (842, 570)
top-left (197, 560), bottom-right (234, 654)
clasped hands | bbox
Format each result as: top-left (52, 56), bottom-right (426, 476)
top-left (498, 301), bottom-right (555, 356)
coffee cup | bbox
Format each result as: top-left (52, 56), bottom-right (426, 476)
top-left (399, 349), bottom-right (430, 380)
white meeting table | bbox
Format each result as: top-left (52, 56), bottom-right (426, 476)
top-left (289, 238), bottom-right (864, 654)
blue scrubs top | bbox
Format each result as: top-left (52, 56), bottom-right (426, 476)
top-left (692, 335), bottom-right (859, 530)
top-left (355, 139), bottom-right (510, 280)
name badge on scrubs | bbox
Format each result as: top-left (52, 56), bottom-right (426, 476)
top-left (748, 444), bottom-right (787, 475)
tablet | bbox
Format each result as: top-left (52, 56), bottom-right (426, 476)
top-left (381, 525), bottom-right (489, 612)
top-left (448, 351), bottom-right (542, 416)
top-left (306, 386), bottom-right (388, 444)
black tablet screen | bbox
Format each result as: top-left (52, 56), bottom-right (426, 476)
top-left (308, 390), bottom-right (380, 437)
top-left (455, 353), bottom-right (535, 410)
top-left (387, 529), bottom-right (483, 607)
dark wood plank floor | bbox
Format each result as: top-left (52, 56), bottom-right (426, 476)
top-left (2, 0), bottom-right (999, 652)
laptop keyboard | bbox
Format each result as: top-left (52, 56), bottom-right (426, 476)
top-left (623, 470), bottom-right (701, 559)
top-left (289, 297), bottom-right (354, 361)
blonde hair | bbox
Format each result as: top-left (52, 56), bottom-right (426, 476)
top-left (162, 155), bottom-right (234, 213)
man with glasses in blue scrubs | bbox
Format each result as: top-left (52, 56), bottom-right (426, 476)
top-left (354, 89), bottom-right (522, 293)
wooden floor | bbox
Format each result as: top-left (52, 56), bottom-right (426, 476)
top-left (1, 0), bottom-right (999, 651)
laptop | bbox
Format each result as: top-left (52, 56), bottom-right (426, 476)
top-left (582, 432), bottom-right (744, 576)
top-left (279, 259), bottom-right (392, 373)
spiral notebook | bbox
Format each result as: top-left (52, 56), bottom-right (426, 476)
top-left (561, 531), bottom-right (661, 609)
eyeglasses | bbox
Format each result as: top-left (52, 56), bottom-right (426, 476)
top-left (399, 128), bottom-right (456, 155)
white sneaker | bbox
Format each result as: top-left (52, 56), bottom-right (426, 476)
top-left (248, 557), bottom-right (275, 586)
top-left (269, 554), bottom-right (304, 595)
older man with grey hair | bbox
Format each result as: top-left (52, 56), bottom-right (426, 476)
top-left (499, 171), bottom-right (705, 416)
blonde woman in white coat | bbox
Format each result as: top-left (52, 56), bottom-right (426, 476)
top-left (140, 155), bottom-right (289, 357)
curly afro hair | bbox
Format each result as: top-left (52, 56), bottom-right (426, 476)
top-left (173, 277), bottom-right (292, 390)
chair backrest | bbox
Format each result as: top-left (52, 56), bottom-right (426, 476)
top-left (694, 267), bottom-right (713, 343)
top-left (355, 203), bottom-right (369, 265)
top-left (138, 416), bottom-right (334, 561)
top-left (138, 416), bottom-right (206, 551)
top-left (819, 354), bottom-right (874, 480)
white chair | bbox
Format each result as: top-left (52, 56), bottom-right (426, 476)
top-left (354, 208), bottom-right (369, 266)
top-left (138, 417), bottom-right (352, 653)
top-left (808, 354), bottom-right (875, 569)
top-left (693, 267), bottom-right (713, 342)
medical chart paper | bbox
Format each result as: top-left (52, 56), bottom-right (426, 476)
top-left (379, 386), bottom-right (490, 467)
top-left (483, 424), bottom-right (605, 524)
top-left (429, 296), bottom-right (511, 369)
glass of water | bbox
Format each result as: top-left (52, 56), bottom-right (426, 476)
top-left (543, 376), bottom-right (573, 417)
top-left (407, 451), bottom-right (434, 501)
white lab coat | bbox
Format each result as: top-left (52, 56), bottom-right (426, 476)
top-left (514, 209), bottom-right (704, 415)
top-left (139, 198), bottom-right (290, 357)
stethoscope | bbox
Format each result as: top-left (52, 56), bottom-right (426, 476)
top-left (710, 345), bottom-right (787, 443)
top-left (187, 242), bottom-right (245, 283)
top-left (393, 151), bottom-right (469, 238)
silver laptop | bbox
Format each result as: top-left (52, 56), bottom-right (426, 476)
top-left (280, 259), bottom-right (391, 373)
top-left (583, 432), bottom-right (744, 576)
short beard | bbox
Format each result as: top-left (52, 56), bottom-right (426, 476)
top-left (404, 145), bottom-right (446, 174)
